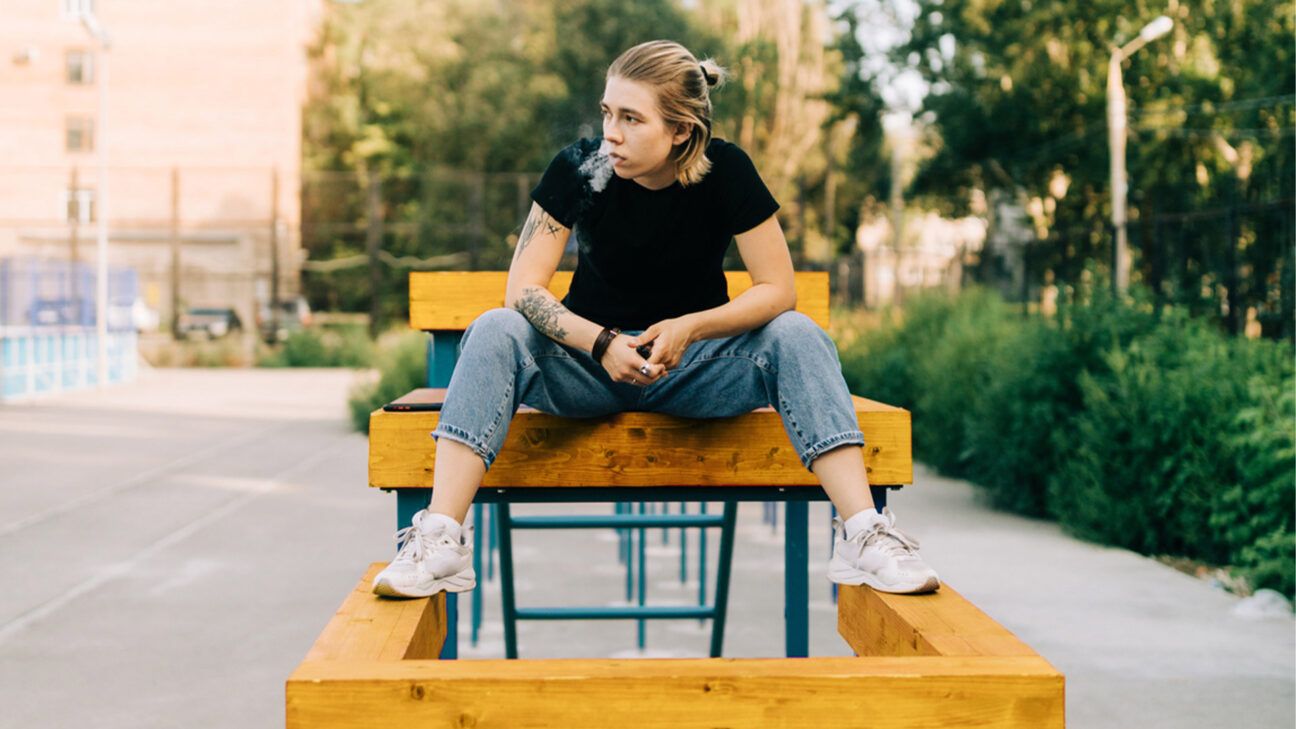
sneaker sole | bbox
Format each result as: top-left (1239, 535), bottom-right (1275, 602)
top-left (372, 571), bottom-right (477, 599)
top-left (826, 567), bottom-right (940, 595)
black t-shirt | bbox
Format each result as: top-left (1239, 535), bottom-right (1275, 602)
top-left (529, 136), bottom-right (780, 330)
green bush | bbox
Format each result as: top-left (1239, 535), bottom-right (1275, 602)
top-left (257, 325), bottom-right (375, 368)
top-left (909, 288), bottom-right (1019, 477)
top-left (836, 276), bottom-right (1295, 601)
top-left (346, 329), bottom-right (428, 434)
top-left (1217, 368), bottom-right (1296, 596)
top-left (1237, 531), bottom-right (1295, 599)
top-left (1046, 310), bottom-right (1251, 560)
top-left (962, 318), bottom-right (1075, 516)
top-left (963, 278), bottom-right (1159, 516)
top-left (839, 310), bottom-right (918, 414)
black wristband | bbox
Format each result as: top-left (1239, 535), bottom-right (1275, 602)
top-left (591, 326), bottom-right (621, 363)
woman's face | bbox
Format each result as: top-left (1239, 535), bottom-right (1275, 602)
top-left (600, 75), bottom-right (691, 188)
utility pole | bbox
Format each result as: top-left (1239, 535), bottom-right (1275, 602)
top-left (79, 11), bottom-right (111, 387)
top-left (365, 168), bottom-right (383, 340)
top-left (270, 167), bottom-right (281, 342)
top-left (69, 167), bottom-right (81, 323)
top-left (1108, 15), bottom-right (1173, 296)
top-left (169, 167), bottom-right (181, 338)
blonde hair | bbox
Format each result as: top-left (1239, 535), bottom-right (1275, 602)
top-left (607, 40), bottom-right (728, 187)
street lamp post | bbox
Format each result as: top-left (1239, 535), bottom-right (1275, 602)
top-left (1108, 15), bottom-right (1173, 296)
top-left (80, 11), bottom-right (111, 387)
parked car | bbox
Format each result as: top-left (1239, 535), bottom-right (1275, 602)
top-left (177, 307), bottom-right (242, 340)
top-left (257, 296), bottom-right (312, 342)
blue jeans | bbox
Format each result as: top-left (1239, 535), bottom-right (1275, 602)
top-left (431, 308), bottom-right (865, 472)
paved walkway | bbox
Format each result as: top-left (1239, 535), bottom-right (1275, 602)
top-left (0, 368), bottom-right (1291, 728)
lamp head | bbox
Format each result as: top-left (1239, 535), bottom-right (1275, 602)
top-left (1140, 16), bottom-right (1173, 42)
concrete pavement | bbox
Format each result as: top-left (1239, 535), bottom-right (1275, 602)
top-left (0, 368), bottom-right (1290, 728)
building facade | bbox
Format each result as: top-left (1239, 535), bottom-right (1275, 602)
top-left (0, 0), bottom-right (321, 332)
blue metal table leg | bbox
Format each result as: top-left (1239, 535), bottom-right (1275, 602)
top-left (425, 331), bottom-right (463, 660)
top-left (624, 504), bottom-right (634, 601)
top-left (445, 588), bottom-right (459, 658)
top-left (783, 499), bottom-right (808, 658)
top-left (471, 501), bottom-right (483, 646)
top-left (829, 504), bottom-right (839, 604)
top-left (708, 501), bottom-right (738, 657)
top-left (496, 501), bottom-right (519, 659)
top-left (396, 489), bottom-right (430, 529)
top-left (396, 489), bottom-right (460, 659)
top-left (637, 501), bottom-right (647, 649)
top-left (679, 501), bottom-right (688, 583)
top-left (488, 502), bottom-right (498, 580)
top-left (870, 484), bottom-right (888, 512)
top-left (697, 501), bottom-right (707, 625)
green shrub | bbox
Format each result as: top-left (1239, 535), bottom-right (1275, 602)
top-left (346, 328), bottom-right (427, 434)
top-left (1046, 309), bottom-right (1290, 567)
top-left (837, 272), bottom-right (1295, 601)
top-left (839, 310), bottom-right (918, 414)
top-left (1217, 366), bottom-right (1296, 596)
top-left (257, 325), bottom-right (374, 368)
top-left (1237, 531), bottom-right (1295, 599)
top-left (963, 277), bottom-right (1159, 516)
top-left (962, 318), bottom-right (1076, 516)
top-left (908, 287), bottom-right (1019, 477)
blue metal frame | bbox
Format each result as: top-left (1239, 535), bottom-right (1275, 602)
top-left (491, 499), bottom-right (740, 659)
top-left (386, 484), bottom-right (896, 659)
top-left (424, 332), bottom-right (462, 660)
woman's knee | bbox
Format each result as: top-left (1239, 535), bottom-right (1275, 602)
top-left (764, 310), bottom-right (834, 350)
top-left (464, 307), bottom-right (532, 346)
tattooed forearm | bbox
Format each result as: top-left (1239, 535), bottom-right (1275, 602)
top-left (512, 286), bottom-right (570, 341)
top-left (514, 209), bottom-right (562, 261)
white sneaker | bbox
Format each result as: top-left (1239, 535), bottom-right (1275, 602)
top-left (372, 509), bottom-right (476, 598)
top-left (827, 508), bottom-right (940, 594)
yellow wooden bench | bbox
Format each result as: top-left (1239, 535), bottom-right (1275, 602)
top-left (287, 270), bottom-right (1065, 726)
top-left (287, 564), bottom-right (1065, 727)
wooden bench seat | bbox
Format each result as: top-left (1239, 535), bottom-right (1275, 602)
top-left (287, 565), bottom-right (1065, 728)
top-left (369, 388), bottom-right (913, 488)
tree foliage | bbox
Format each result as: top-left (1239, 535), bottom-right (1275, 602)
top-left (896, 0), bottom-right (1294, 337)
top-left (301, 0), bottom-right (890, 324)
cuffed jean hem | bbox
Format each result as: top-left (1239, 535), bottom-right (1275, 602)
top-left (430, 423), bottom-right (498, 470)
top-left (798, 430), bottom-right (866, 472)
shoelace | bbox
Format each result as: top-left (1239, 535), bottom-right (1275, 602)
top-left (392, 517), bottom-right (452, 562)
top-left (392, 521), bottom-right (462, 565)
top-left (390, 523), bottom-right (430, 565)
top-left (860, 520), bottom-right (921, 559)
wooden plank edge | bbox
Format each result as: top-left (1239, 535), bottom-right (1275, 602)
top-left (287, 657), bottom-right (1063, 729)
top-left (838, 582), bottom-right (1055, 664)
top-left (301, 563), bottom-right (446, 663)
top-left (367, 408), bottom-right (913, 488)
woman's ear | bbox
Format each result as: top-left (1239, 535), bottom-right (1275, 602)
top-left (670, 123), bottom-right (692, 146)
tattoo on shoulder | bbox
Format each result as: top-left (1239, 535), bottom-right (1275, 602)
top-left (512, 287), bottom-right (569, 340)
top-left (514, 209), bottom-right (562, 261)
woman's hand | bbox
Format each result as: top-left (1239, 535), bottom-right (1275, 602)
top-left (629, 318), bottom-right (695, 372)
top-left (600, 333), bottom-right (667, 386)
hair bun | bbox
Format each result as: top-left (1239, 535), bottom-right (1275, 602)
top-left (699, 63), bottom-right (716, 87)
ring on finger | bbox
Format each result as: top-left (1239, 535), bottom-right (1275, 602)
top-left (638, 363), bottom-right (652, 376)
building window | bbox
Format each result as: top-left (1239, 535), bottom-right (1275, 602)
top-left (60, 0), bottom-right (96, 21)
top-left (64, 188), bottom-right (96, 224)
top-left (66, 116), bottom-right (95, 152)
top-left (66, 50), bottom-right (94, 84)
